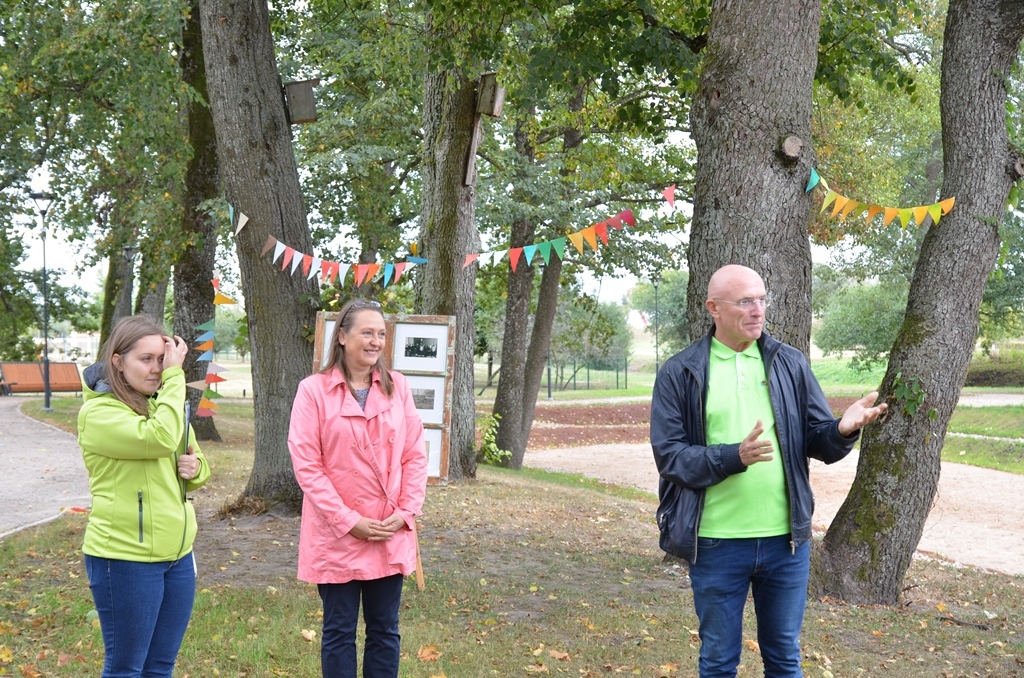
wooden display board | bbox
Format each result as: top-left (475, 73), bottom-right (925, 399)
top-left (313, 311), bottom-right (455, 485)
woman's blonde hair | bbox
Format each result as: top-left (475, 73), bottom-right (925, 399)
top-left (101, 315), bottom-right (167, 417)
top-left (321, 300), bottom-right (394, 398)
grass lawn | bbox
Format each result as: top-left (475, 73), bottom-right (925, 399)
top-left (2, 463), bottom-right (1023, 677)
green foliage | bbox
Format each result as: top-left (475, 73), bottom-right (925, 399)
top-left (549, 287), bottom-right (631, 375)
top-left (814, 282), bottom-right (908, 370)
top-left (476, 413), bottom-right (512, 466)
top-left (629, 269), bottom-right (689, 354)
top-left (892, 371), bottom-right (927, 416)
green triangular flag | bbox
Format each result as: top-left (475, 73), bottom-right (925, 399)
top-left (537, 241), bottom-right (552, 265)
top-left (228, 203), bottom-right (234, 227)
top-left (195, 319), bottom-right (215, 331)
top-left (551, 237), bottom-right (566, 261)
top-left (203, 389), bottom-right (223, 399)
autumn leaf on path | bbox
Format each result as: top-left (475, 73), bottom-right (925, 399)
top-left (548, 649), bottom-right (570, 661)
top-left (300, 629), bottom-right (316, 642)
top-left (418, 645), bottom-right (441, 662)
top-left (0, 646), bottom-right (12, 664)
top-left (18, 665), bottom-right (42, 678)
top-left (744, 638), bottom-right (760, 654)
top-left (658, 661), bottom-right (679, 677)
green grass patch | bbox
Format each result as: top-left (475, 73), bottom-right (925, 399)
top-left (489, 465), bottom-right (655, 502)
top-left (942, 435), bottom-right (1024, 475)
top-left (810, 357), bottom-right (886, 394)
top-left (2, 469), bottom-right (1023, 677)
top-left (948, 405), bottom-right (1024, 439)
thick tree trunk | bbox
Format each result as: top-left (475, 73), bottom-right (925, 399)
top-left (110, 251), bottom-right (135, 329)
top-left (175, 1), bottom-right (221, 443)
top-left (99, 255), bottom-right (121, 347)
top-left (415, 67), bottom-right (480, 481)
top-left (199, 0), bottom-right (318, 510)
top-left (493, 121), bottom-right (536, 468)
top-left (685, 0), bottom-right (820, 352)
top-left (135, 276), bottom-right (168, 321)
top-left (816, 0), bottom-right (1024, 605)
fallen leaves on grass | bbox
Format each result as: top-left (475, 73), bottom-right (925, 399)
top-left (300, 629), bottom-right (316, 642)
top-left (417, 645), bottom-right (441, 662)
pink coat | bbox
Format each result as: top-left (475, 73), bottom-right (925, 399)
top-left (288, 367), bottom-right (427, 583)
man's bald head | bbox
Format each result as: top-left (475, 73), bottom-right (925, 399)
top-left (707, 265), bottom-right (764, 302)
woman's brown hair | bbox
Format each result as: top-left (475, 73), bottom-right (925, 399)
top-left (101, 315), bottom-right (167, 417)
top-left (321, 300), bottom-right (394, 398)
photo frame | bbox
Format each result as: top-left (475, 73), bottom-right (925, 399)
top-left (392, 323), bottom-right (450, 373)
top-left (423, 427), bottom-right (443, 478)
top-left (405, 375), bottom-right (446, 425)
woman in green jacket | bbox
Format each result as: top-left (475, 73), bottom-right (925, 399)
top-left (78, 315), bottom-right (211, 678)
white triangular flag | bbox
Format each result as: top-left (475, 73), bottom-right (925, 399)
top-left (307, 257), bottom-right (322, 280)
top-left (234, 213), bottom-right (249, 236)
top-left (272, 241), bottom-right (286, 264)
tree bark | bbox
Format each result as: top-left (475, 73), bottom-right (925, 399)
top-left (815, 0), bottom-right (1024, 605)
top-left (415, 67), bottom-right (481, 481)
top-left (110, 250), bottom-right (135, 329)
top-left (175, 1), bottom-right (221, 443)
top-left (199, 0), bottom-right (318, 510)
top-left (135, 275), bottom-right (168, 321)
top-left (685, 0), bottom-right (820, 353)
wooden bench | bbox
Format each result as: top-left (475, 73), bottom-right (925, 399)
top-left (0, 362), bottom-right (83, 396)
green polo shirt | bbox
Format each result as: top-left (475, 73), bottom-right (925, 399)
top-left (698, 338), bottom-right (790, 538)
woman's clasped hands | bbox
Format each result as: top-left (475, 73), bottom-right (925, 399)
top-left (351, 513), bottom-right (408, 541)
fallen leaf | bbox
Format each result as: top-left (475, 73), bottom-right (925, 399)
top-left (0, 646), bottom-right (11, 664)
top-left (300, 629), bottom-right (316, 642)
top-left (532, 643), bottom-right (545, 656)
top-left (548, 649), bottom-right (570, 661)
top-left (871, 630), bottom-right (884, 637)
top-left (524, 664), bottom-right (549, 673)
top-left (936, 602), bottom-right (947, 612)
top-left (745, 639), bottom-right (760, 654)
top-left (417, 645), bottom-right (441, 662)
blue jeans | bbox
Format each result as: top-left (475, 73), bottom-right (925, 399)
top-left (85, 552), bottom-right (196, 678)
top-left (318, 574), bottom-right (405, 678)
top-left (688, 535), bottom-right (809, 678)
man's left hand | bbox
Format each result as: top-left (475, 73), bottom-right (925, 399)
top-left (837, 391), bottom-right (888, 437)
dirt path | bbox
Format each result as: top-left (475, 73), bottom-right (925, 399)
top-left (524, 443), bottom-right (1024, 575)
top-left (0, 397), bottom-right (91, 539)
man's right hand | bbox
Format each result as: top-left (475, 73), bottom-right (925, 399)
top-left (739, 420), bottom-right (774, 466)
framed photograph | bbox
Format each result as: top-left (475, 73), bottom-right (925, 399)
top-left (405, 375), bottom-right (445, 425)
top-left (320, 318), bottom-right (337, 367)
top-left (423, 427), bottom-right (444, 478)
top-left (392, 322), bottom-right (450, 373)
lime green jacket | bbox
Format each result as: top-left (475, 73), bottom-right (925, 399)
top-left (78, 365), bottom-right (210, 562)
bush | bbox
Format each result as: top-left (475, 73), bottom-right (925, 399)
top-left (964, 353), bottom-right (1024, 387)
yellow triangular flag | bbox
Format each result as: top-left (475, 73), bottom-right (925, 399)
top-left (213, 292), bottom-right (236, 305)
top-left (830, 195), bottom-right (849, 218)
top-left (581, 227), bottom-right (598, 251)
top-left (568, 231), bottom-right (585, 254)
top-left (912, 205), bottom-right (930, 226)
top-left (883, 207), bottom-right (899, 228)
top-left (199, 397), bottom-right (219, 409)
top-left (939, 197), bottom-right (956, 214)
top-left (898, 208), bottom-right (913, 228)
top-left (928, 202), bottom-right (942, 225)
top-left (865, 205), bottom-right (884, 223)
top-left (839, 199), bottom-right (860, 220)
top-left (820, 190), bottom-right (838, 213)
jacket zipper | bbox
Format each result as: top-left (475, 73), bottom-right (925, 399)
top-left (761, 343), bottom-right (796, 555)
top-left (137, 491), bottom-right (144, 543)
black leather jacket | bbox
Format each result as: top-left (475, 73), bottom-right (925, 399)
top-left (650, 327), bottom-right (858, 563)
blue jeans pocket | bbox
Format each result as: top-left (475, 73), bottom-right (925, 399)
top-left (696, 537), bottom-right (722, 550)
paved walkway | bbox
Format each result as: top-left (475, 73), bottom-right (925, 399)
top-left (0, 397), bottom-right (91, 539)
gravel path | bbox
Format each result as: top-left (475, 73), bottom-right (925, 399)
top-left (0, 397), bottom-right (91, 539)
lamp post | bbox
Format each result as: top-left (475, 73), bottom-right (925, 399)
top-left (30, 192), bottom-right (55, 412)
top-left (652, 273), bottom-right (661, 375)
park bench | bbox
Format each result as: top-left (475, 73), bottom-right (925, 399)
top-left (0, 362), bottom-right (82, 396)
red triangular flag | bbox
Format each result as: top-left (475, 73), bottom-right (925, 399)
top-left (607, 215), bottom-right (623, 229)
top-left (196, 408), bottom-right (217, 418)
top-left (281, 247), bottom-right (295, 271)
top-left (594, 222), bottom-right (609, 245)
top-left (205, 373), bottom-right (227, 384)
top-left (463, 253), bottom-right (480, 269)
top-left (301, 254), bottom-right (313, 277)
top-left (393, 262), bottom-right (407, 283)
top-left (509, 248), bottom-right (523, 272)
top-left (663, 184), bottom-right (676, 208)
top-left (619, 209), bottom-right (635, 226)
top-left (321, 260), bottom-right (332, 281)
top-left (211, 278), bottom-right (220, 290)
top-left (354, 264), bottom-right (369, 286)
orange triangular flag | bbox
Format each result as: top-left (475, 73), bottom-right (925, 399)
top-left (281, 247), bottom-right (295, 271)
top-left (839, 199), bottom-right (860, 220)
top-left (594, 222), bottom-right (609, 245)
top-left (568, 231), bottom-right (585, 254)
top-left (301, 254), bottom-right (313, 277)
top-left (939, 197), bottom-right (956, 214)
top-left (321, 260), bottom-right (332, 280)
top-left (353, 264), bottom-right (369, 286)
top-left (912, 205), bottom-right (930, 226)
top-left (365, 263), bottom-right (381, 282)
top-left (213, 292), bottom-right (236, 305)
top-left (882, 208), bottom-right (899, 228)
top-left (582, 226), bottom-right (598, 251)
top-left (865, 205), bottom-right (884, 223)
top-left (199, 398), bottom-right (219, 410)
top-left (195, 340), bottom-right (214, 351)
top-left (830, 195), bottom-right (849, 218)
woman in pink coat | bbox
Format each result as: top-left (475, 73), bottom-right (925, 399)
top-left (288, 299), bottom-right (428, 678)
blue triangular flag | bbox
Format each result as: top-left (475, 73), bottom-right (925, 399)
top-left (523, 245), bottom-right (537, 265)
top-left (382, 263), bottom-right (394, 288)
top-left (805, 168), bottom-right (820, 193)
top-left (197, 350), bottom-right (214, 362)
top-left (407, 256), bottom-right (428, 265)
top-left (196, 331), bottom-right (215, 342)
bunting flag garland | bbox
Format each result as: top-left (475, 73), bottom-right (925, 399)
top-left (663, 184), bottom-right (676, 208)
top-left (463, 208), bottom-right (638, 274)
top-left (186, 379), bottom-right (208, 390)
top-left (195, 320), bottom-right (215, 331)
top-left (213, 292), bottom-right (237, 305)
top-left (187, 281), bottom-right (240, 418)
top-left (234, 213), bottom-right (249, 236)
top-left (807, 169), bottom-right (955, 228)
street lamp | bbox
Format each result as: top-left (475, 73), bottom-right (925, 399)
top-left (652, 273), bottom-right (661, 375)
top-left (30, 192), bottom-right (55, 412)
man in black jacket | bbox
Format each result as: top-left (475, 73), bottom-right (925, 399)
top-left (651, 264), bottom-right (886, 678)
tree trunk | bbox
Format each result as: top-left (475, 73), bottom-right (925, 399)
top-left (175, 1), bottom-right (221, 443)
top-left (816, 0), bottom-right (1024, 605)
top-left (493, 121), bottom-right (536, 468)
top-left (99, 255), bottom-right (121, 348)
top-left (135, 275), bottom-right (168, 321)
top-left (415, 67), bottom-right (480, 481)
top-left (685, 0), bottom-right (820, 353)
top-left (199, 0), bottom-right (318, 510)
top-left (110, 251), bottom-right (135, 329)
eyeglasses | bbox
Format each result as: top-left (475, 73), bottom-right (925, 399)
top-left (713, 296), bottom-right (771, 310)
